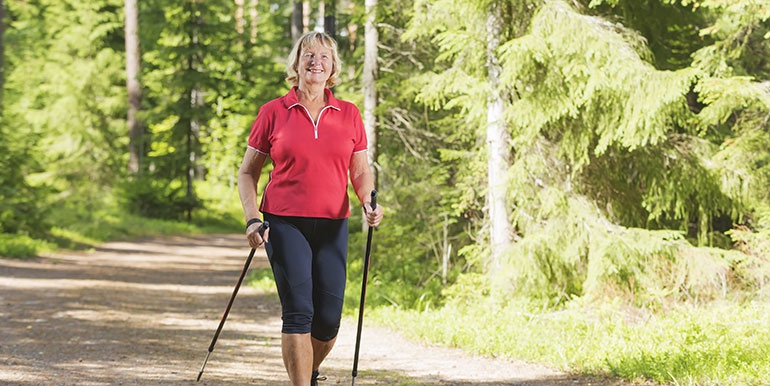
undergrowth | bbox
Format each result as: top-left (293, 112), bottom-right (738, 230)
top-left (369, 298), bottom-right (770, 385)
top-left (0, 185), bottom-right (242, 258)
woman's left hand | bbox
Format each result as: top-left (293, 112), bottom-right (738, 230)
top-left (364, 202), bottom-right (383, 228)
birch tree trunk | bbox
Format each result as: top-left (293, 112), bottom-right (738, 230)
top-left (249, 0), bottom-right (258, 44)
top-left (486, 2), bottom-right (512, 274)
top-left (125, 0), bottom-right (142, 174)
top-left (364, 0), bottom-right (378, 186)
top-left (0, 0), bottom-right (5, 111)
top-left (235, 0), bottom-right (245, 35)
top-left (303, 1), bottom-right (310, 33)
top-left (363, 0), bottom-right (378, 231)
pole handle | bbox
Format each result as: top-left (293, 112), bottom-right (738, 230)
top-left (369, 190), bottom-right (377, 210)
top-left (258, 221), bottom-right (269, 237)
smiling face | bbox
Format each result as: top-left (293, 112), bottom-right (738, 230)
top-left (286, 32), bottom-right (341, 88)
top-left (298, 45), bottom-right (333, 88)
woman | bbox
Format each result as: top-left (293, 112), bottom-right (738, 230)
top-left (237, 31), bottom-right (383, 386)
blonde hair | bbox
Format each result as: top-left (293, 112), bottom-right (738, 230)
top-left (285, 32), bottom-right (342, 88)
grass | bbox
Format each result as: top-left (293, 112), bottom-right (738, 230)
top-left (0, 197), bottom-right (243, 258)
top-left (368, 298), bottom-right (770, 385)
top-left (247, 267), bottom-right (280, 295)
top-left (0, 233), bottom-right (56, 258)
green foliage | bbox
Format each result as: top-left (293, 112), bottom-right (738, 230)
top-left (0, 122), bottom-right (49, 236)
top-left (691, 0), bottom-right (770, 79)
top-left (247, 267), bottom-right (279, 295)
top-left (585, 0), bottom-right (713, 70)
top-left (728, 222), bottom-right (770, 298)
top-left (373, 299), bottom-right (770, 385)
top-left (0, 233), bottom-right (55, 259)
top-left (119, 176), bottom-right (202, 220)
top-left (3, 0), bottom-right (128, 246)
top-left (479, 0), bottom-right (770, 308)
top-left (336, 0), bottom-right (484, 311)
top-left (132, 0), bottom-right (290, 220)
top-left (494, 186), bottom-right (754, 307)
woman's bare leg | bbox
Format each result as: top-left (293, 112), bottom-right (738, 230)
top-left (311, 336), bottom-right (336, 372)
top-left (282, 333), bottom-right (312, 386)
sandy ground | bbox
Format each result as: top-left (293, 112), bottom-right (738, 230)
top-left (0, 234), bottom-right (640, 385)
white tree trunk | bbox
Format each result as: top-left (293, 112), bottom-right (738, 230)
top-left (363, 0), bottom-right (378, 230)
top-left (303, 1), bottom-right (311, 33)
top-left (235, 0), bottom-right (245, 34)
top-left (364, 0), bottom-right (378, 181)
top-left (486, 3), bottom-right (512, 274)
top-left (125, 0), bottom-right (142, 174)
top-left (249, 0), bottom-right (258, 44)
top-left (0, 0), bottom-right (5, 110)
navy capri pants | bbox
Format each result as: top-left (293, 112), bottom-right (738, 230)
top-left (263, 213), bottom-right (348, 341)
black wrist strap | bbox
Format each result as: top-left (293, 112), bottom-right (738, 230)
top-left (246, 217), bottom-right (262, 230)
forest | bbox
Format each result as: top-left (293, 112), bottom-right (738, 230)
top-left (2, 0), bottom-right (770, 384)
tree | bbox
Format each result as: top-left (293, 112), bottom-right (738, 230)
top-left (125, 0), bottom-right (142, 174)
top-left (292, 0), bottom-right (303, 41)
top-left (363, 0), bottom-right (378, 187)
top-left (137, 0), bottom-right (230, 219)
top-left (402, 0), bottom-right (534, 279)
top-left (0, 0), bottom-right (5, 110)
top-left (584, 0), bottom-right (712, 70)
top-left (485, 1), bottom-right (512, 275)
top-left (2, 0), bottom-right (126, 233)
top-left (325, 0), bottom-right (336, 38)
top-left (130, 0), bottom-right (292, 220)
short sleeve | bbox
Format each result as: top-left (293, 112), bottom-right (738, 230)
top-left (352, 105), bottom-right (368, 153)
top-left (247, 105), bottom-right (272, 154)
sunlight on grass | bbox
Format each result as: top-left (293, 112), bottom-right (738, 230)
top-left (0, 208), bottom-right (241, 259)
top-left (247, 267), bottom-right (278, 295)
top-left (0, 233), bottom-right (55, 258)
top-left (370, 299), bottom-right (770, 385)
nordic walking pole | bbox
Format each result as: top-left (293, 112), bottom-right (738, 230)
top-left (352, 190), bottom-right (377, 386)
top-left (197, 221), bottom-right (269, 382)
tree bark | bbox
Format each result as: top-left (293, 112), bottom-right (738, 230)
top-left (364, 0), bottom-right (378, 187)
top-left (303, 1), bottom-right (310, 33)
top-left (249, 0), bottom-right (258, 44)
top-left (324, 0), bottom-right (336, 39)
top-left (486, 2), bottom-right (512, 274)
top-left (0, 0), bottom-right (5, 112)
top-left (235, 0), bottom-right (245, 35)
top-left (291, 0), bottom-right (303, 42)
top-left (125, 0), bottom-right (142, 174)
top-left (363, 0), bottom-right (378, 231)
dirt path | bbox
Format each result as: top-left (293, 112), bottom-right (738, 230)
top-left (0, 234), bottom-right (632, 385)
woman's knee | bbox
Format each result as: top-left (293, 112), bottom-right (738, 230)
top-left (282, 310), bottom-right (314, 334)
top-left (310, 317), bottom-right (340, 341)
top-left (310, 294), bottom-right (343, 341)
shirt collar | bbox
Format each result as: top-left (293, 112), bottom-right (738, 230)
top-left (284, 86), bottom-right (341, 110)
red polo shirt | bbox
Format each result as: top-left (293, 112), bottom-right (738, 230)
top-left (248, 87), bottom-right (368, 219)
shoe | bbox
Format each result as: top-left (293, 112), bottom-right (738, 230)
top-left (311, 370), bottom-right (327, 386)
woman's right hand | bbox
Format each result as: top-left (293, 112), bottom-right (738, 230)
top-left (246, 222), bottom-right (269, 249)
